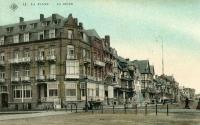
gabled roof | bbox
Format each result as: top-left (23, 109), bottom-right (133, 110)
top-left (150, 65), bottom-right (155, 75)
top-left (132, 60), bottom-right (150, 74)
top-left (85, 29), bottom-right (100, 39)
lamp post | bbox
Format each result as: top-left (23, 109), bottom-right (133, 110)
top-left (162, 84), bottom-right (165, 104)
top-left (84, 76), bottom-right (88, 112)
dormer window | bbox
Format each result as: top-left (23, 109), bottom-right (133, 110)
top-left (7, 27), bottom-right (13, 32)
top-left (30, 23), bottom-right (37, 29)
top-left (42, 21), bottom-right (50, 27)
top-left (19, 25), bottom-right (26, 31)
top-left (53, 19), bottom-right (61, 25)
top-left (0, 36), bottom-right (4, 45)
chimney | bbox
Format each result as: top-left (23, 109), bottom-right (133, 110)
top-left (40, 14), bottom-right (44, 21)
top-left (19, 17), bottom-right (24, 23)
top-left (105, 35), bottom-right (110, 42)
top-left (126, 58), bottom-right (130, 62)
top-left (74, 18), bottom-right (78, 25)
top-left (52, 14), bottom-right (56, 20)
top-left (79, 22), bottom-right (83, 29)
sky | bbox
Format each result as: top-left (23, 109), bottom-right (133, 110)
top-left (0, 0), bottom-right (200, 93)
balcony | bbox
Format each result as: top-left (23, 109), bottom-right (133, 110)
top-left (21, 76), bottom-right (30, 82)
top-left (65, 74), bottom-right (79, 79)
top-left (36, 75), bottom-right (45, 81)
top-left (47, 74), bottom-right (56, 81)
top-left (46, 55), bottom-right (56, 62)
top-left (0, 60), bottom-right (5, 67)
top-left (94, 60), bottom-right (105, 67)
top-left (11, 77), bottom-right (20, 83)
top-left (21, 57), bottom-right (31, 64)
top-left (0, 78), bottom-right (5, 83)
top-left (83, 57), bottom-right (91, 64)
top-left (104, 58), bottom-right (112, 64)
top-left (107, 72), bottom-right (114, 77)
top-left (9, 58), bottom-right (21, 64)
top-left (35, 56), bottom-right (45, 62)
top-left (87, 75), bottom-right (96, 81)
top-left (95, 77), bottom-right (102, 82)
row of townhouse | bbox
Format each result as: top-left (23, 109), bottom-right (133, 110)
top-left (0, 13), bottom-right (195, 110)
top-left (179, 86), bottom-right (195, 101)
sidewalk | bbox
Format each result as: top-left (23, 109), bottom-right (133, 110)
top-left (0, 111), bottom-right (69, 121)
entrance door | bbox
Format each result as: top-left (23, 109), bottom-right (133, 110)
top-left (38, 84), bottom-right (47, 102)
top-left (1, 93), bottom-right (8, 107)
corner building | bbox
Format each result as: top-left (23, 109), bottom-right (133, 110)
top-left (0, 13), bottom-right (114, 110)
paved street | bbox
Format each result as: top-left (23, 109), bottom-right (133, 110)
top-left (0, 111), bottom-right (200, 125)
top-left (0, 111), bottom-right (68, 121)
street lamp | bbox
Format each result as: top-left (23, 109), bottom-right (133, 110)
top-left (161, 84), bottom-right (165, 104)
top-left (84, 76), bottom-right (88, 112)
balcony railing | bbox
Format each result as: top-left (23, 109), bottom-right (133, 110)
top-left (9, 58), bottom-right (21, 64)
top-left (35, 56), bottom-right (45, 62)
top-left (46, 55), bottom-right (56, 62)
top-left (104, 58), bottom-right (112, 64)
top-left (83, 57), bottom-right (91, 64)
top-left (65, 74), bottom-right (79, 79)
top-left (0, 78), bottom-right (5, 83)
top-left (21, 76), bottom-right (30, 82)
top-left (47, 74), bottom-right (56, 80)
top-left (0, 60), bottom-right (5, 66)
top-left (21, 57), bottom-right (31, 63)
top-left (107, 72), bottom-right (114, 77)
top-left (96, 77), bottom-right (102, 82)
top-left (36, 75), bottom-right (45, 81)
top-left (94, 60), bottom-right (105, 67)
top-left (11, 77), bottom-right (20, 82)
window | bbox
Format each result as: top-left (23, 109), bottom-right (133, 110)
top-left (66, 89), bottom-right (76, 96)
top-left (23, 85), bottom-right (31, 98)
top-left (83, 33), bottom-right (88, 42)
top-left (24, 67), bottom-right (30, 77)
top-left (49, 29), bottom-right (55, 38)
top-left (24, 33), bottom-right (29, 42)
top-left (50, 64), bottom-right (56, 75)
top-left (42, 21), bottom-right (50, 27)
top-left (30, 23), bottom-right (37, 29)
top-left (0, 36), bottom-right (4, 45)
top-left (49, 89), bottom-right (58, 96)
top-left (53, 19), bottom-right (61, 25)
top-left (82, 49), bottom-right (86, 58)
top-left (0, 72), bottom-right (5, 79)
top-left (0, 86), bottom-right (7, 93)
top-left (7, 27), bottom-right (13, 32)
top-left (67, 45), bottom-right (75, 59)
top-left (96, 85), bottom-right (99, 96)
top-left (14, 52), bottom-right (19, 59)
top-left (13, 35), bottom-right (19, 43)
top-left (67, 30), bottom-right (73, 39)
top-left (38, 48), bottom-right (45, 57)
top-left (14, 70), bottom-right (20, 78)
top-left (66, 60), bottom-right (79, 75)
top-left (20, 25), bottom-right (26, 31)
top-left (24, 51), bottom-right (30, 58)
top-left (0, 53), bottom-right (5, 61)
top-left (13, 85), bottom-right (32, 98)
top-left (38, 65), bottom-right (45, 76)
top-left (49, 47), bottom-right (55, 56)
top-left (38, 31), bottom-right (44, 40)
